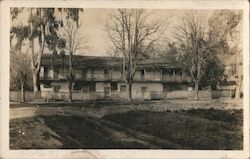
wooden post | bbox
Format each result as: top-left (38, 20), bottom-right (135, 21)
top-left (160, 69), bottom-right (162, 81)
top-left (173, 70), bottom-right (176, 81)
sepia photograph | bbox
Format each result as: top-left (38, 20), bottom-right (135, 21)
top-left (0, 0), bottom-right (249, 158)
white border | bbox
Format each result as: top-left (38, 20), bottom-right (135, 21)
top-left (0, 0), bottom-right (249, 159)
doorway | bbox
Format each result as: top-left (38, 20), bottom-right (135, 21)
top-left (104, 86), bottom-right (111, 97)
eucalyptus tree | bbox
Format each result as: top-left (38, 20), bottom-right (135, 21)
top-left (208, 10), bottom-right (242, 99)
top-left (10, 8), bottom-right (62, 94)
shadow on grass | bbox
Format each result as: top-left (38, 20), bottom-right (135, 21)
top-left (103, 109), bottom-right (243, 150)
top-left (39, 115), bottom-right (151, 149)
top-left (10, 108), bottom-right (243, 149)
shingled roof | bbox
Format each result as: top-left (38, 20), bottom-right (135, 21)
top-left (41, 54), bottom-right (180, 69)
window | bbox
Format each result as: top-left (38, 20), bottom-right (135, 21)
top-left (141, 87), bottom-right (147, 97)
top-left (73, 83), bottom-right (82, 91)
top-left (53, 68), bottom-right (59, 79)
top-left (175, 69), bottom-right (182, 76)
top-left (120, 85), bottom-right (126, 92)
top-left (104, 87), bottom-right (111, 96)
top-left (163, 86), bottom-right (168, 92)
top-left (89, 84), bottom-right (96, 92)
top-left (231, 65), bottom-right (237, 77)
top-left (44, 83), bottom-right (52, 88)
top-left (141, 70), bottom-right (145, 81)
top-left (154, 70), bottom-right (161, 80)
top-left (54, 86), bottom-right (61, 92)
top-left (82, 69), bottom-right (87, 80)
top-left (82, 86), bottom-right (89, 92)
top-left (141, 87), bottom-right (147, 92)
top-left (111, 82), bottom-right (118, 91)
top-left (104, 69), bottom-right (110, 80)
top-left (44, 67), bottom-right (49, 79)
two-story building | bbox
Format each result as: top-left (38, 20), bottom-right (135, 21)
top-left (39, 54), bottom-right (192, 101)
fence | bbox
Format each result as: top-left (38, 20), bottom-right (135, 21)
top-left (10, 89), bottom-right (236, 102)
top-left (10, 91), bottom-right (41, 102)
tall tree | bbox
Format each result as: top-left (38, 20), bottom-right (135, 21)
top-left (10, 8), bottom-right (61, 94)
top-left (175, 12), bottom-right (220, 100)
top-left (106, 9), bottom-right (164, 101)
top-left (208, 10), bottom-right (242, 99)
top-left (10, 50), bottom-right (32, 102)
top-left (58, 8), bottom-right (85, 102)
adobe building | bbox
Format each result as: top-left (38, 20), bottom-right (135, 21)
top-left (39, 54), bottom-right (193, 101)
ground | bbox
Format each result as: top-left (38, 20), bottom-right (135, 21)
top-left (9, 99), bottom-right (243, 149)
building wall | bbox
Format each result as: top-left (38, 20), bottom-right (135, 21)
top-left (40, 63), bottom-right (195, 101)
top-left (93, 69), bottom-right (104, 80)
top-left (146, 70), bottom-right (161, 81)
top-left (111, 70), bottom-right (122, 80)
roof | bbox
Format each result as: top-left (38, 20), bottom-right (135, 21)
top-left (41, 54), bottom-right (180, 69)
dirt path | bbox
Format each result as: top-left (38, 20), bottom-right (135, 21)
top-left (87, 116), bottom-right (180, 148)
top-left (10, 99), bottom-right (242, 119)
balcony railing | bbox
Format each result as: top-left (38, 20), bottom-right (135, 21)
top-left (41, 71), bottom-right (192, 83)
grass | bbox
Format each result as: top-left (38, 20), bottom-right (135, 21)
top-left (10, 108), bottom-right (243, 149)
top-left (103, 109), bottom-right (243, 150)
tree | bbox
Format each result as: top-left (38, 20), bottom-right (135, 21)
top-left (10, 51), bottom-right (32, 102)
top-left (58, 8), bottom-right (85, 102)
top-left (106, 9), bottom-right (164, 101)
top-left (200, 57), bottom-right (224, 90)
top-left (11, 8), bottom-right (61, 94)
top-left (175, 12), bottom-right (220, 100)
top-left (208, 10), bottom-right (242, 99)
top-left (159, 42), bottom-right (179, 63)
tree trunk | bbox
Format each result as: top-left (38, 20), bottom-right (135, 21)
top-left (32, 70), bottom-right (40, 93)
top-left (194, 80), bottom-right (199, 100)
top-left (68, 81), bottom-right (73, 102)
top-left (21, 82), bottom-right (25, 102)
top-left (235, 75), bottom-right (243, 99)
top-left (126, 82), bottom-right (132, 101)
top-left (68, 53), bottom-right (73, 102)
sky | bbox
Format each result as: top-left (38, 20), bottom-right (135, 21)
top-left (11, 8), bottom-right (214, 56)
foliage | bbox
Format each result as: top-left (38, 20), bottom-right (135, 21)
top-left (208, 10), bottom-right (242, 98)
top-left (208, 10), bottom-right (242, 55)
top-left (200, 56), bottom-right (225, 90)
top-left (10, 51), bottom-right (32, 91)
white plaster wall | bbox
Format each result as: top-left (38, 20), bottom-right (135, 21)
top-left (48, 68), bottom-right (53, 79)
top-left (145, 70), bottom-right (161, 81)
top-left (58, 68), bottom-right (67, 79)
top-left (40, 66), bottom-right (44, 78)
top-left (96, 82), bottom-right (111, 92)
top-left (86, 69), bottom-right (92, 80)
top-left (111, 70), bottom-right (122, 80)
top-left (134, 71), bottom-right (142, 81)
top-left (74, 69), bottom-right (82, 80)
top-left (93, 69), bottom-right (104, 80)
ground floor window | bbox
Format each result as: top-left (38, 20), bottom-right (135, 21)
top-left (104, 87), bottom-right (111, 96)
top-left (120, 85), bottom-right (126, 92)
top-left (82, 86), bottom-right (89, 92)
top-left (73, 83), bottom-right (82, 91)
top-left (111, 82), bottom-right (118, 91)
top-left (53, 86), bottom-right (61, 92)
top-left (141, 87), bottom-right (147, 94)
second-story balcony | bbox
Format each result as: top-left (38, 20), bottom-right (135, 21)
top-left (40, 66), bottom-right (192, 83)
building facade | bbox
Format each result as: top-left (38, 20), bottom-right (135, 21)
top-left (39, 54), bottom-right (193, 101)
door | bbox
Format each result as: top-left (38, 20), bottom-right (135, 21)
top-left (104, 87), bottom-right (111, 96)
top-left (141, 87), bottom-right (147, 98)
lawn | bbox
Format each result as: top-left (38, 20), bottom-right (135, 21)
top-left (10, 108), bottom-right (243, 149)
